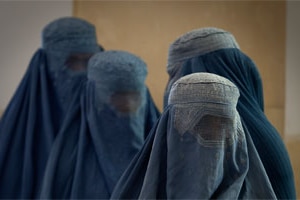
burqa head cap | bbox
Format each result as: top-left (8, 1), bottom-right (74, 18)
top-left (88, 50), bottom-right (148, 92)
top-left (42, 17), bottom-right (98, 52)
top-left (168, 72), bottom-right (240, 106)
top-left (168, 27), bottom-right (240, 65)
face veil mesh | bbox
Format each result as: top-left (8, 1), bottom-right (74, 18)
top-left (168, 72), bottom-right (242, 148)
top-left (172, 103), bottom-right (238, 148)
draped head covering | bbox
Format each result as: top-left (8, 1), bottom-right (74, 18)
top-left (163, 27), bottom-right (296, 199)
top-left (42, 16), bottom-right (100, 114)
top-left (40, 50), bottom-right (159, 199)
top-left (87, 50), bottom-right (160, 139)
top-left (0, 16), bottom-right (101, 198)
top-left (111, 72), bottom-right (276, 199)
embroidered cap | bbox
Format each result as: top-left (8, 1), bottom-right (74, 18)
top-left (168, 72), bottom-right (240, 106)
top-left (168, 27), bottom-right (239, 65)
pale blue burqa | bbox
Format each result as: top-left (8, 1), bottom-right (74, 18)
top-left (40, 50), bottom-right (159, 199)
top-left (0, 17), bottom-right (101, 198)
top-left (163, 27), bottom-right (296, 199)
top-left (111, 73), bottom-right (276, 199)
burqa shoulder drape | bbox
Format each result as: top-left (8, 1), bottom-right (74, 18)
top-left (40, 50), bottom-right (160, 199)
top-left (111, 73), bottom-right (276, 199)
top-left (0, 17), bottom-right (100, 198)
top-left (163, 27), bottom-right (296, 199)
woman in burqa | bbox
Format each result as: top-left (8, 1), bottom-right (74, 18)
top-left (39, 50), bottom-right (159, 199)
top-left (111, 72), bottom-right (277, 199)
top-left (162, 27), bottom-right (295, 199)
top-left (0, 17), bottom-right (102, 198)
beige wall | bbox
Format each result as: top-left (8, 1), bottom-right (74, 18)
top-left (74, 2), bottom-right (300, 197)
top-left (74, 1), bottom-right (286, 135)
top-left (0, 1), bottom-right (72, 112)
top-left (285, 1), bottom-right (300, 137)
top-left (285, 3), bottom-right (300, 194)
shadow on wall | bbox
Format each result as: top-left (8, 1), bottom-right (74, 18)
top-left (285, 136), bottom-right (300, 199)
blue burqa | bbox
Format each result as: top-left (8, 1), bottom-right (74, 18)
top-left (111, 73), bottom-right (276, 199)
top-left (0, 17), bottom-right (100, 198)
top-left (39, 50), bottom-right (160, 199)
top-left (163, 27), bottom-right (296, 199)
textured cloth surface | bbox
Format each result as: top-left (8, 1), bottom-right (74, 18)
top-left (163, 27), bottom-right (296, 199)
top-left (111, 73), bottom-right (276, 199)
top-left (42, 16), bottom-right (98, 52)
top-left (40, 50), bottom-right (160, 199)
top-left (88, 50), bottom-right (148, 110)
top-left (42, 16), bottom-right (99, 114)
top-left (168, 27), bottom-right (239, 66)
top-left (0, 17), bottom-right (101, 198)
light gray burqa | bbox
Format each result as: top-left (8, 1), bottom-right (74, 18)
top-left (163, 27), bottom-right (296, 199)
top-left (111, 72), bottom-right (276, 199)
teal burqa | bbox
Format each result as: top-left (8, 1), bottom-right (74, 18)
top-left (39, 50), bottom-right (160, 199)
top-left (0, 17), bottom-right (101, 198)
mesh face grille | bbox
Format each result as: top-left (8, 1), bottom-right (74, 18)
top-left (173, 103), bottom-right (238, 148)
top-left (191, 115), bottom-right (235, 147)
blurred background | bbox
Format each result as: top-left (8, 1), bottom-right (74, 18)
top-left (0, 0), bottom-right (299, 197)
